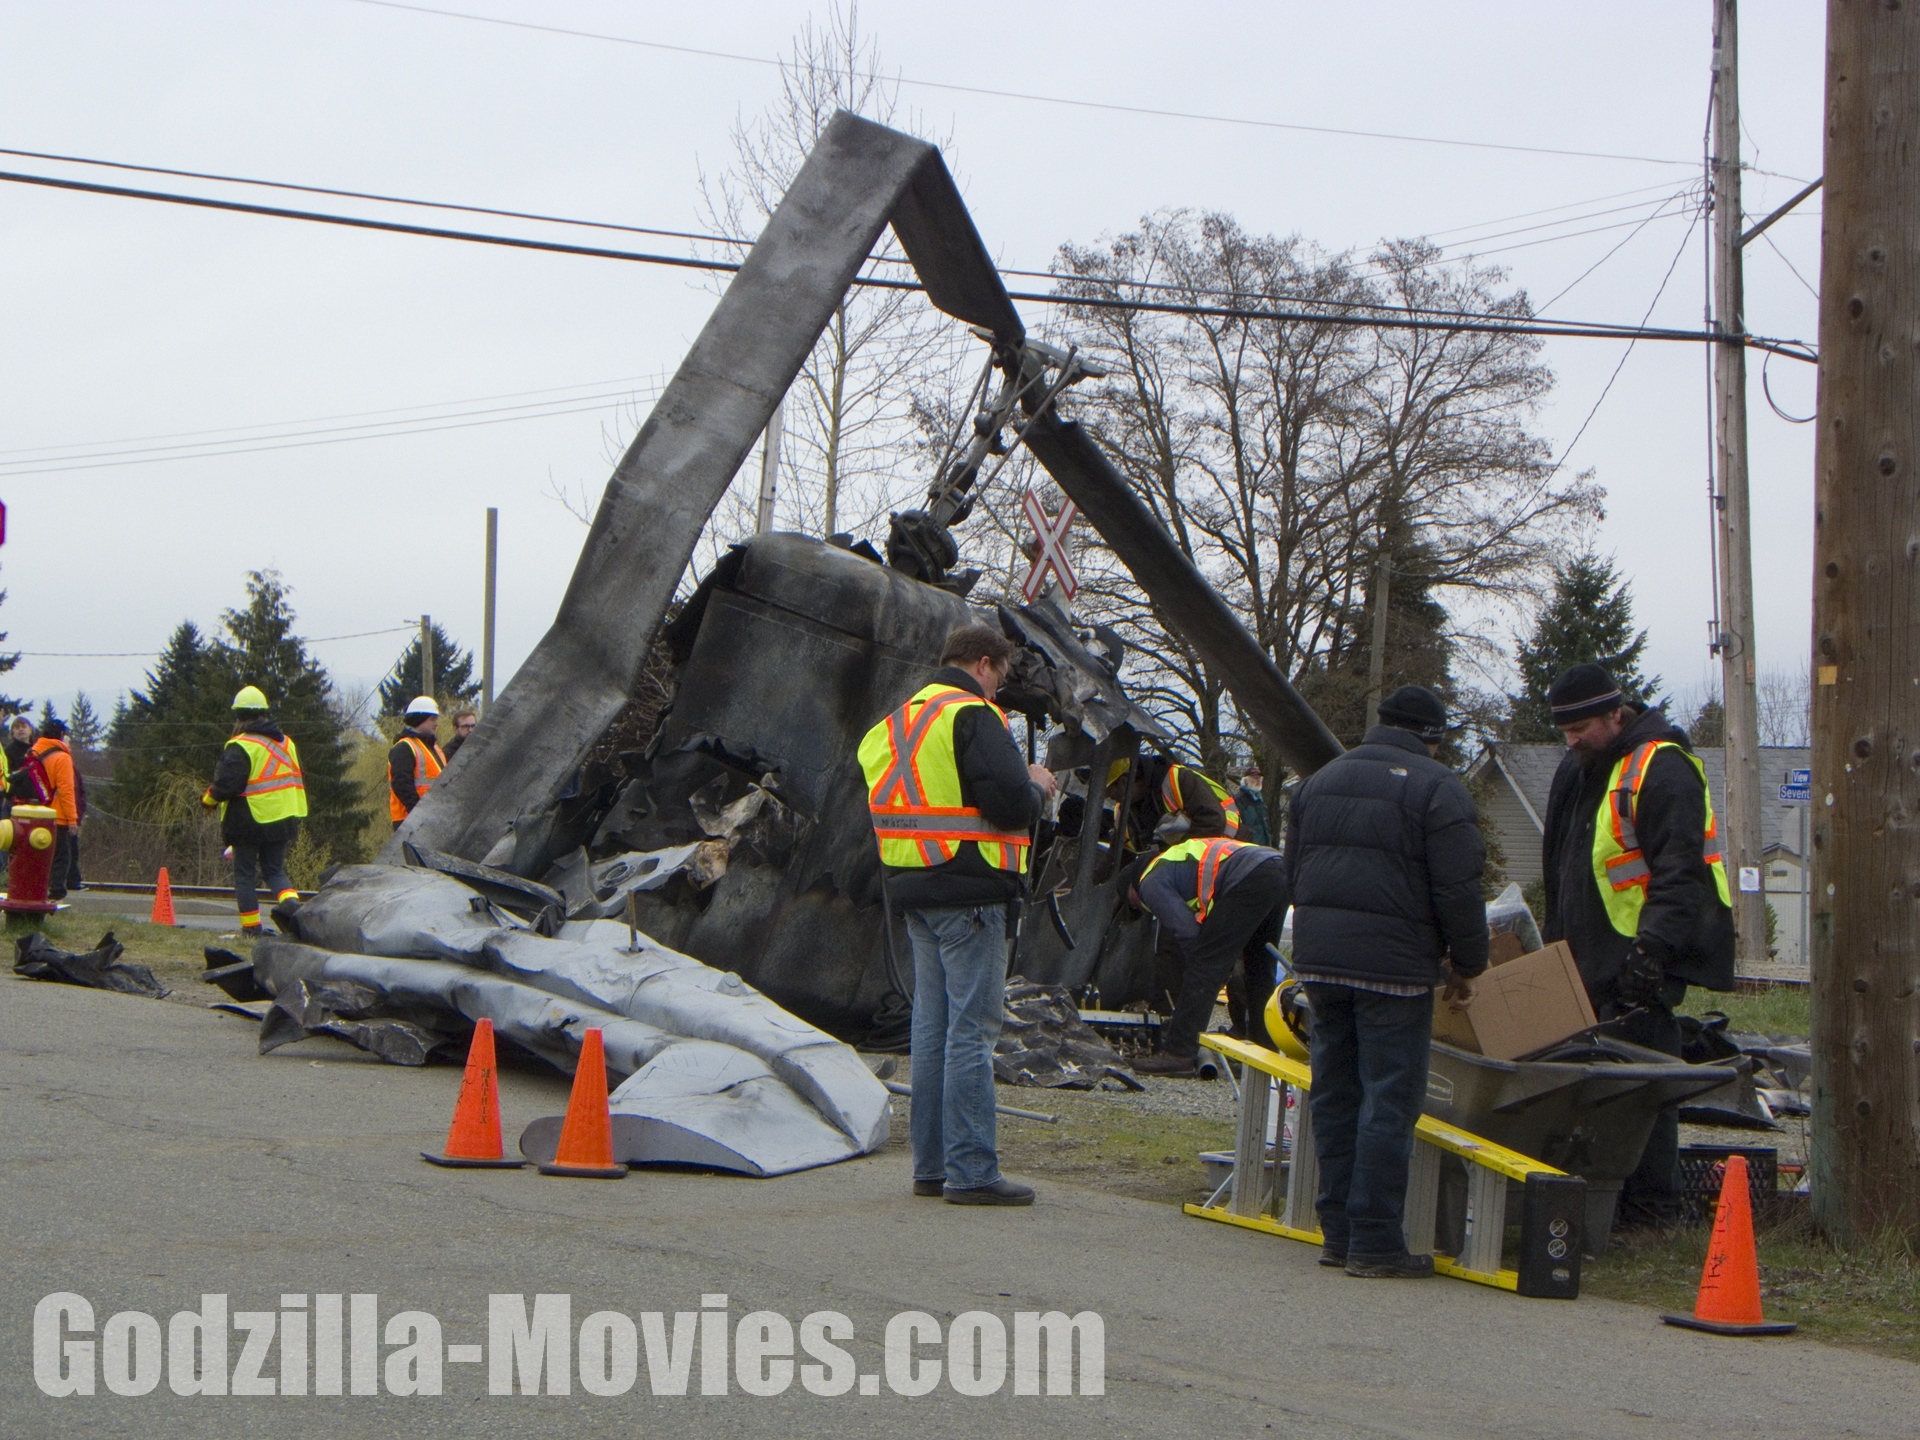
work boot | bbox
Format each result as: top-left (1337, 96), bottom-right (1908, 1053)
top-left (944, 1178), bottom-right (1035, 1206)
top-left (1319, 1239), bottom-right (1348, 1268)
top-left (1133, 1050), bottom-right (1199, 1077)
top-left (1344, 1250), bottom-right (1435, 1279)
top-left (912, 1179), bottom-right (945, 1198)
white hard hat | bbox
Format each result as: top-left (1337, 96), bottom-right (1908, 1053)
top-left (406, 695), bottom-right (440, 716)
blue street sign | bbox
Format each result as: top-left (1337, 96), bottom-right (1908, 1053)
top-left (1786, 768), bottom-right (1811, 787)
top-left (1779, 784), bottom-right (1812, 804)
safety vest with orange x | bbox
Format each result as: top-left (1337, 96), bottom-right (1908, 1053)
top-left (1592, 739), bottom-right (1732, 936)
top-left (858, 683), bottom-right (1031, 873)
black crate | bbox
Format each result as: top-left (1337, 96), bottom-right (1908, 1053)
top-left (1678, 1145), bottom-right (1778, 1224)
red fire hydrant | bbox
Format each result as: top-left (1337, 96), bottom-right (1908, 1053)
top-left (1, 804), bottom-right (62, 915)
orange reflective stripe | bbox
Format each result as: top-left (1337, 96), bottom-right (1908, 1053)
top-left (867, 690), bottom-right (975, 806)
top-left (1193, 837), bottom-right (1249, 922)
top-left (240, 736), bottom-right (303, 796)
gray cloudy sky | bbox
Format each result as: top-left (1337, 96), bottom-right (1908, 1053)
top-left (0, 1), bottom-right (1824, 722)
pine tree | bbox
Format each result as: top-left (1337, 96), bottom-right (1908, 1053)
top-left (377, 623), bottom-right (478, 717)
top-left (106, 575), bottom-right (371, 865)
top-left (66, 693), bottom-right (104, 751)
top-left (36, 698), bottom-right (60, 733)
top-left (1507, 553), bottom-right (1659, 741)
top-left (1689, 697), bottom-right (1726, 748)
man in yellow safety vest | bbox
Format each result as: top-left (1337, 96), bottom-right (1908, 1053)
top-left (1132, 832), bottom-right (1288, 1075)
top-left (388, 696), bottom-right (446, 830)
top-left (1541, 663), bottom-right (1735, 1226)
top-left (859, 624), bottom-right (1057, 1207)
top-left (202, 685), bottom-right (308, 936)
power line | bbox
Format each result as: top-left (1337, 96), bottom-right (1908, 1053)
top-left (0, 167), bottom-right (1816, 361)
top-left (348, 0), bottom-right (1703, 170)
top-left (17, 624), bottom-right (420, 658)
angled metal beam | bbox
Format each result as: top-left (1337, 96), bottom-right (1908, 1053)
top-left (390, 113), bottom-right (943, 862)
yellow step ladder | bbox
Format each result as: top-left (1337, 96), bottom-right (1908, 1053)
top-left (1185, 1034), bottom-right (1585, 1298)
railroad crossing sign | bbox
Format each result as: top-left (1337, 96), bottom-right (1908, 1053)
top-left (1021, 490), bottom-right (1078, 602)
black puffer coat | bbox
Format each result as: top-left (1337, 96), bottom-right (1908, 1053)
top-left (1284, 725), bottom-right (1489, 986)
top-left (1542, 706), bottom-right (1735, 992)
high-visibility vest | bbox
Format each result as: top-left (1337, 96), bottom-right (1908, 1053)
top-left (225, 734), bottom-right (308, 824)
top-left (1161, 764), bottom-right (1241, 836)
top-left (858, 683), bottom-right (1031, 873)
top-left (1592, 740), bottom-right (1732, 936)
top-left (388, 735), bottom-right (445, 822)
top-left (1141, 835), bottom-right (1250, 923)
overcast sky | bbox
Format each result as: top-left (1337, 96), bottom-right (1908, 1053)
top-left (0, 1), bottom-right (1824, 727)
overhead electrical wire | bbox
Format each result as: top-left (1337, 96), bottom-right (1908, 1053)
top-left (17, 624), bottom-right (418, 658)
top-left (0, 167), bottom-right (1816, 363)
top-left (9, 144), bottom-right (1697, 323)
top-left (347, 0), bottom-right (1703, 170)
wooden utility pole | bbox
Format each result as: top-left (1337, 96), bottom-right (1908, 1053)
top-left (1363, 538), bottom-right (1392, 731)
top-left (1711, 0), bottom-right (1769, 972)
top-left (419, 614), bottom-right (435, 705)
top-left (755, 400), bottom-right (784, 534)
top-left (1810, 0), bottom-right (1920, 1241)
top-left (482, 507), bottom-right (498, 711)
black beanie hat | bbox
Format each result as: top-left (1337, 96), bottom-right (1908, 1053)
top-left (1547, 663), bottom-right (1625, 725)
top-left (1376, 685), bottom-right (1449, 742)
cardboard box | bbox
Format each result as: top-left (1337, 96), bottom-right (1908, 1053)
top-left (1433, 941), bottom-right (1597, 1062)
top-left (1487, 930), bottom-right (1528, 967)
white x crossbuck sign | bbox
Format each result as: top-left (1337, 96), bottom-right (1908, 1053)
top-left (1021, 489), bottom-right (1080, 602)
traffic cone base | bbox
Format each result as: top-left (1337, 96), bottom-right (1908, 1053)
top-left (422, 1019), bottom-right (526, 1170)
top-left (1660, 1154), bottom-right (1795, 1337)
top-left (538, 1027), bottom-right (627, 1179)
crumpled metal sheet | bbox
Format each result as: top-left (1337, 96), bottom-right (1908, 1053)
top-left (13, 930), bottom-right (169, 999)
top-left (259, 862), bottom-right (891, 1174)
top-left (546, 844), bottom-right (706, 920)
top-left (994, 982), bottom-right (1141, 1090)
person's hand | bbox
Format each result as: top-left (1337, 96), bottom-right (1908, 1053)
top-left (200, 789), bottom-right (217, 810)
top-left (1028, 763), bottom-right (1059, 798)
top-left (1616, 945), bottom-right (1664, 1010)
top-left (1126, 885), bottom-right (1142, 911)
top-left (1439, 960), bottom-right (1474, 1012)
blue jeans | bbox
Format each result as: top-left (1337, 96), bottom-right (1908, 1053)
top-left (1305, 982), bottom-right (1433, 1259)
top-left (906, 903), bottom-right (1009, 1191)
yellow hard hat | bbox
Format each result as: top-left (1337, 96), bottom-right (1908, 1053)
top-left (1264, 983), bottom-right (1312, 1066)
top-left (231, 685), bottom-right (269, 711)
top-left (1107, 758), bottom-right (1132, 785)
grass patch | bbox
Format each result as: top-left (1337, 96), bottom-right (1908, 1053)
top-left (1584, 1207), bottom-right (1920, 1360)
top-left (4, 911), bottom-right (225, 995)
top-left (993, 1091), bottom-right (1235, 1207)
top-left (1680, 984), bottom-right (1809, 1037)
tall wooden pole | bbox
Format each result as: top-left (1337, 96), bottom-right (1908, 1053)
top-left (419, 614), bottom-right (434, 706)
top-left (1810, 0), bottom-right (1920, 1241)
top-left (755, 400), bottom-right (783, 534)
top-left (1712, 0), bottom-right (1769, 972)
top-left (482, 507), bottom-right (498, 711)
top-left (1363, 533), bottom-right (1391, 731)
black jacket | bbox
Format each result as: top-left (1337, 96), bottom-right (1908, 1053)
top-left (1542, 707), bottom-right (1735, 992)
top-left (879, 666), bottom-right (1043, 910)
top-left (1285, 725), bottom-right (1489, 986)
top-left (207, 718), bottom-right (301, 847)
top-left (388, 728), bottom-right (445, 813)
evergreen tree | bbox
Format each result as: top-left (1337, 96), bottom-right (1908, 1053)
top-left (1688, 697), bottom-right (1726, 748)
top-left (378, 623), bottom-right (478, 717)
top-left (106, 575), bottom-right (371, 865)
top-left (66, 693), bottom-right (104, 751)
top-left (1507, 553), bottom-right (1658, 741)
top-left (36, 698), bottom-right (60, 733)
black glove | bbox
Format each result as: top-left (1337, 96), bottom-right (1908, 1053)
top-left (1615, 944), bottom-right (1664, 1011)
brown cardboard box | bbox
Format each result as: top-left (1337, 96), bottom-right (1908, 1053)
top-left (1433, 941), bottom-right (1597, 1062)
top-left (1487, 930), bottom-right (1528, 967)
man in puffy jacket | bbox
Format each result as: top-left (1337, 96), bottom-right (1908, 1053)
top-left (1286, 685), bottom-right (1487, 1278)
top-left (203, 685), bottom-right (308, 937)
top-left (1541, 663), bottom-right (1734, 1223)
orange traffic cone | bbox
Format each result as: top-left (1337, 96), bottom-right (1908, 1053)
top-left (150, 867), bottom-right (178, 927)
top-left (422, 1019), bottom-right (525, 1168)
top-left (536, 1028), bottom-right (627, 1178)
top-left (1662, 1154), bottom-right (1796, 1335)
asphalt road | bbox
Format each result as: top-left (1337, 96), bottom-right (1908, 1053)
top-left (5, 974), bottom-right (1916, 1440)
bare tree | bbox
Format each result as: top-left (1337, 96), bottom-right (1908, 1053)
top-left (695, 2), bottom-right (964, 543)
top-left (1756, 666), bottom-right (1811, 747)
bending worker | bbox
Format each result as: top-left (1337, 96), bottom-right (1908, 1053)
top-left (860, 624), bottom-right (1056, 1207)
top-left (1541, 663), bottom-right (1734, 1226)
top-left (202, 685), bottom-right (307, 937)
top-left (388, 696), bottom-right (446, 829)
top-left (1110, 754), bottom-right (1239, 843)
top-left (1131, 832), bottom-right (1288, 1076)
